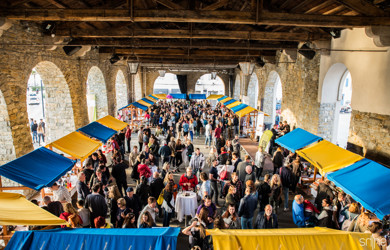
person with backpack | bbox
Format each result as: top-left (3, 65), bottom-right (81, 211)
top-left (316, 198), bottom-right (336, 228)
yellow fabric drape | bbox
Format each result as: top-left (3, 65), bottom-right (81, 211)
top-left (219, 97), bottom-right (233, 104)
top-left (96, 115), bottom-right (128, 131)
top-left (297, 140), bottom-right (364, 175)
top-left (0, 192), bottom-right (66, 226)
top-left (152, 94), bottom-right (167, 99)
top-left (48, 131), bottom-right (102, 161)
top-left (206, 94), bottom-right (224, 100)
top-left (207, 228), bottom-right (377, 250)
top-left (226, 101), bottom-right (242, 109)
top-left (235, 106), bottom-right (257, 117)
top-left (136, 100), bottom-right (152, 107)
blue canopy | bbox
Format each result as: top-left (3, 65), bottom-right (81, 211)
top-left (0, 147), bottom-right (76, 191)
top-left (275, 128), bottom-right (323, 153)
top-left (6, 227), bottom-right (181, 250)
top-left (189, 94), bottom-right (206, 99)
top-left (149, 94), bottom-right (158, 100)
top-left (132, 102), bottom-right (148, 111)
top-left (141, 98), bottom-right (154, 105)
top-left (231, 103), bottom-right (248, 113)
top-left (217, 96), bottom-right (228, 101)
top-left (169, 93), bottom-right (187, 99)
top-left (224, 99), bottom-right (236, 106)
top-left (77, 121), bottom-right (117, 143)
top-left (118, 104), bottom-right (130, 111)
top-left (328, 158), bottom-right (390, 219)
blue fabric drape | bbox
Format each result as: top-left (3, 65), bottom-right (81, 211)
top-left (275, 128), bottom-right (323, 153)
top-left (189, 94), bottom-right (206, 99)
top-left (217, 96), bottom-right (228, 101)
top-left (132, 102), bottom-right (148, 110)
top-left (328, 158), bottom-right (390, 220)
top-left (231, 103), bottom-right (248, 113)
top-left (141, 98), bottom-right (154, 105)
top-left (0, 147), bottom-right (76, 190)
top-left (6, 227), bottom-right (181, 250)
top-left (224, 99), bottom-right (236, 106)
top-left (169, 93), bottom-right (187, 99)
top-left (77, 121), bottom-right (117, 143)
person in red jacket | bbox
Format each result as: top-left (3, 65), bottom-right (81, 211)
top-left (179, 167), bottom-right (198, 191)
top-left (138, 159), bottom-right (152, 181)
top-left (125, 125), bottom-right (131, 153)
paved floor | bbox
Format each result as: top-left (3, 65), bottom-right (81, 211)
top-left (122, 132), bottom-right (309, 249)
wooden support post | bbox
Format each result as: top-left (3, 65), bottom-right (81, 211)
top-left (0, 176), bottom-right (2, 192)
top-left (41, 188), bottom-right (45, 199)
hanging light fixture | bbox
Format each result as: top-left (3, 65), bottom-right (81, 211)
top-left (128, 62), bottom-right (139, 74)
top-left (211, 71), bottom-right (217, 80)
top-left (239, 62), bottom-right (255, 75)
top-left (158, 70), bottom-right (166, 77)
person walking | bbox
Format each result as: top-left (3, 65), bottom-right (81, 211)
top-left (280, 164), bottom-right (293, 212)
top-left (85, 184), bottom-right (108, 228)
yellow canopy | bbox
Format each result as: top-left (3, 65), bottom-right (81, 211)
top-left (144, 96), bottom-right (157, 103)
top-left (297, 140), bottom-right (364, 175)
top-left (152, 94), bottom-right (167, 99)
top-left (0, 192), bottom-right (66, 226)
top-left (235, 106), bottom-right (257, 117)
top-left (207, 227), bottom-right (376, 250)
top-left (48, 131), bottom-right (102, 161)
top-left (219, 97), bottom-right (233, 104)
top-left (136, 100), bottom-right (152, 107)
top-left (226, 101), bottom-right (242, 109)
top-left (207, 94), bottom-right (224, 100)
top-left (96, 115), bottom-right (128, 131)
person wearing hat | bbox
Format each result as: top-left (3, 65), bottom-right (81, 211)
top-left (124, 187), bottom-right (141, 221)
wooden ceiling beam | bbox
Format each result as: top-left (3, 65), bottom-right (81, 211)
top-left (154, 0), bottom-right (185, 10)
top-left (333, 0), bottom-right (385, 16)
top-left (56, 28), bottom-right (329, 41)
top-left (46, 0), bottom-right (68, 8)
top-left (67, 39), bottom-right (298, 49)
top-left (3, 9), bottom-right (390, 27)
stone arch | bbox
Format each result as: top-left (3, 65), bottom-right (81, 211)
top-left (115, 69), bottom-right (127, 111)
top-left (233, 74), bottom-right (241, 99)
top-left (194, 73), bottom-right (225, 95)
top-left (134, 73), bottom-right (143, 100)
top-left (263, 71), bottom-right (282, 126)
top-left (0, 89), bottom-right (16, 165)
top-left (32, 61), bottom-right (76, 143)
top-left (246, 73), bottom-right (259, 109)
top-left (318, 63), bottom-right (352, 147)
top-left (86, 66), bottom-right (108, 121)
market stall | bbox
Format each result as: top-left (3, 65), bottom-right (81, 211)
top-left (77, 121), bottom-right (117, 144)
top-left (189, 94), bottom-right (206, 100)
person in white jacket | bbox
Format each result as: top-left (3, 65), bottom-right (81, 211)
top-left (255, 147), bottom-right (266, 180)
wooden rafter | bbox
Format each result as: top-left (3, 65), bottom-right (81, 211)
top-left (2, 9), bottom-right (389, 27)
top-left (333, 0), bottom-right (385, 16)
top-left (155, 0), bottom-right (185, 10)
top-left (46, 0), bottom-right (68, 8)
top-left (56, 28), bottom-right (330, 41)
top-left (201, 0), bottom-right (229, 10)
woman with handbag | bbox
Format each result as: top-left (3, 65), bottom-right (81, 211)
top-left (162, 182), bottom-right (175, 227)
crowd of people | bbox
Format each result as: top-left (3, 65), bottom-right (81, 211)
top-left (30, 99), bottom-right (387, 250)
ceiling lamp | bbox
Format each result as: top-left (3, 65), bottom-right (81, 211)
top-left (109, 54), bottom-right (120, 64)
top-left (239, 62), bottom-right (255, 75)
top-left (158, 70), bottom-right (166, 77)
top-left (128, 62), bottom-right (139, 74)
top-left (298, 43), bottom-right (316, 60)
top-left (211, 71), bottom-right (217, 80)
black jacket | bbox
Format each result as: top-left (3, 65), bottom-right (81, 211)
top-left (111, 162), bottom-right (129, 182)
top-left (150, 178), bottom-right (165, 200)
top-left (280, 166), bottom-right (293, 188)
top-left (76, 180), bottom-right (90, 201)
top-left (273, 151), bottom-right (284, 169)
top-left (125, 194), bottom-right (141, 215)
top-left (85, 193), bottom-right (108, 218)
top-left (254, 212), bottom-right (278, 229)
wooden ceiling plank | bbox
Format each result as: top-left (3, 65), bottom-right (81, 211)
top-left (10, 0), bottom-right (32, 7)
top-left (46, 0), bottom-right (68, 8)
top-left (304, 0), bottom-right (334, 14)
top-left (3, 9), bottom-right (390, 27)
top-left (333, 0), bottom-right (385, 16)
top-left (155, 0), bottom-right (185, 10)
top-left (201, 0), bottom-right (229, 11)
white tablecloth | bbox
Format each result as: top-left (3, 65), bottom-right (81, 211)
top-left (174, 192), bottom-right (198, 222)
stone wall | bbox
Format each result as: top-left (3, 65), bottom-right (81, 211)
top-left (115, 69), bottom-right (128, 111)
top-left (246, 73), bottom-right (259, 109)
top-left (233, 74), bottom-right (240, 99)
top-left (349, 110), bottom-right (390, 165)
top-left (317, 103), bottom-right (336, 141)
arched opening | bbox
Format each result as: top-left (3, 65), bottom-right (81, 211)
top-left (319, 63), bottom-right (352, 148)
top-left (27, 61), bottom-right (75, 145)
top-left (247, 73), bottom-right (259, 109)
top-left (115, 70), bottom-right (128, 110)
top-left (195, 73), bottom-right (224, 95)
top-left (153, 73), bottom-right (179, 94)
top-left (263, 71), bottom-right (282, 128)
top-left (233, 74), bottom-right (241, 99)
top-left (86, 66), bottom-right (108, 122)
top-left (134, 73), bottom-right (142, 100)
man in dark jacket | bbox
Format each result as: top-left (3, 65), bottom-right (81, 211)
top-left (315, 179), bottom-right (335, 211)
top-left (280, 165), bottom-right (293, 211)
top-left (124, 187), bottom-right (141, 221)
top-left (237, 155), bottom-right (251, 184)
top-left (254, 204), bottom-right (278, 229)
top-left (257, 174), bottom-right (271, 212)
top-left (111, 155), bottom-right (129, 197)
top-left (238, 187), bottom-right (258, 229)
top-left (85, 184), bottom-right (108, 228)
top-left (76, 172), bottom-right (90, 201)
top-left (158, 142), bottom-right (171, 164)
top-left (150, 172), bottom-right (165, 203)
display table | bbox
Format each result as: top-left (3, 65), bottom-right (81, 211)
top-left (174, 191), bottom-right (197, 223)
